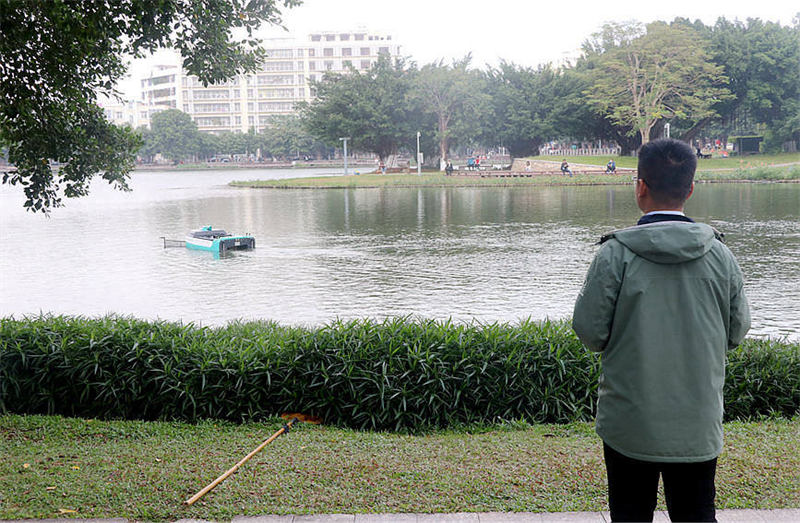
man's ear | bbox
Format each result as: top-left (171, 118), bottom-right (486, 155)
top-left (635, 178), bottom-right (648, 199)
top-left (686, 182), bottom-right (695, 200)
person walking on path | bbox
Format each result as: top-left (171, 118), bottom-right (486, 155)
top-left (572, 138), bottom-right (751, 523)
top-left (560, 159), bottom-right (572, 176)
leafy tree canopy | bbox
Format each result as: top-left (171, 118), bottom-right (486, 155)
top-left (583, 21), bottom-right (732, 145)
top-left (299, 56), bottom-right (418, 162)
top-left (483, 62), bottom-right (564, 157)
top-left (0, 0), bottom-right (300, 212)
top-left (409, 55), bottom-right (490, 164)
top-left (148, 109), bottom-right (201, 163)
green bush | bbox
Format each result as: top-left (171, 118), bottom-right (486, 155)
top-left (1, 315), bottom-right (797, 430)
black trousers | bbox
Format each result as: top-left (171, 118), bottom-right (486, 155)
top-left (604, 443), bottom-right (717, 522)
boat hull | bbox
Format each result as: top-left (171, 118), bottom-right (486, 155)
top-left (185, 235), bottom-right (255, 253)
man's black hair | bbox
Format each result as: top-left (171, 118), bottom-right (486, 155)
top-left (637, 138), bottom-right (697, 206)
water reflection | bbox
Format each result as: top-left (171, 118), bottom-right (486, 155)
top-left (1, 171), bottom-right (798, 340)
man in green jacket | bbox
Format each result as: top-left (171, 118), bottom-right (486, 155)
top-left (572, 138), bottom-right (750, 522)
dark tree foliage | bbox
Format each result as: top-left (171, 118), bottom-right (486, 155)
top-left (0, 0), bottom-right (299, 212)
top-left (299, 56), bottom-right (418, 162)
top-left (705, 18), bottom-right (800, 150)
top-left (482, 62), bottom-right (563, 157)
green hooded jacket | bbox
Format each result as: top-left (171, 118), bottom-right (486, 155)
top-left (573, 221), bottom-right (750, 462)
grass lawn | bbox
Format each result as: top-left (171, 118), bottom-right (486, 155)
top-left (534, 152), bottom-right (800, 171)
top-left (1, 415), bottom-right (798, 521)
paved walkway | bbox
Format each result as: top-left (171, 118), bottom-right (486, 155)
top-left (5, 509), bottom-right (800, 522)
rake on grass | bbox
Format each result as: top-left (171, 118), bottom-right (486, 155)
top-left (184, 413), bottom-right (322, 506)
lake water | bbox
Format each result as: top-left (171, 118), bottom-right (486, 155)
top-left (1, 169), bottom-right (798, 341)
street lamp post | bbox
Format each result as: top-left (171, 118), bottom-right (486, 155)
top-left (339, 137), bottom-right (350, 176)
top-left (416, 131), bottom-right (421, 176)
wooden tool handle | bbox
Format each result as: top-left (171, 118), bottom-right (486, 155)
top-left (184, 418), bottom-right (296, 506)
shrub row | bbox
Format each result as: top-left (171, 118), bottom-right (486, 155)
top-left (1, 315), bottom-right (798, 430)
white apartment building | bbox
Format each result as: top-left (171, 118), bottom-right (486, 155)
top-left (138, 30), bottom-right (401, 134)
top-left (99, 98), bottom-right (171, 129)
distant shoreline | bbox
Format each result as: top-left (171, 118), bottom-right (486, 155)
top-left (133, 161), bottom-right (374, 172)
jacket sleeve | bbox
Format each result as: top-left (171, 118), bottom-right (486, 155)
top-left (728, 258), bottom-right (751, 349)
top-left (572, 242), bottom-right (622, 352)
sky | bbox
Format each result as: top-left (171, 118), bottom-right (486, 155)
top-left (118, 0), bottom-right (797, 99)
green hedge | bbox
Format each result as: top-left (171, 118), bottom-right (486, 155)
top-left (1, 315), bottom-right (798, 430)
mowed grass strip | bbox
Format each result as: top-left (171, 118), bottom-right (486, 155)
top-left (1, 415), bottom-right (798, 521)
top-left (231, 154), bottom-right (800, 189)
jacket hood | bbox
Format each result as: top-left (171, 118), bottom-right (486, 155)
top-left (602, 222), bottom-right (721, 264)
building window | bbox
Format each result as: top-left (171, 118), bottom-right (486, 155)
top-left (258, 88), bottom-right (293, 99)
top-left (325, 61), bottom-right (333, 71)
top-left (193, 89), bottom-right (229, 100)
top-left (194, 103), bottom-right (230, 113)
top-left (379, 47), bottom-right (389, 54)
top-left (195, 116), bottom-right (230, 127)
top-left (360, 60), bottom-right (371, 70)
top-left (263, 61), bottom-right (294, 72)
top-left (268, 49), bottom-right (293, 58)
top-left (343, 60), bottom-right (352, 68)
top-left (257, 75), bottom-right (294, 85)
top-left (308, 48), bottom-right (315, 57)
top-left (311, 34), bottom-right (321, 42)
top-left (309, 61), bottom-right (316, 71)
top-left (360, 47), bottom-right (370, 56)
top-left (258, 102), bottom-right (293, 113)
top-left (325, 34), bottom-right (335, 41)
top-left (355, 34), bottom-right (365, 41)
top-left (340, 34), bottom-right (350, 41)
top-left (342, 48), bottom-right (352, 56)
top-left (323, 48), bottom-right (334, 57)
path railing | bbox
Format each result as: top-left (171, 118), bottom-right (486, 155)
top-left (540, 147), bottom-right (621, 156)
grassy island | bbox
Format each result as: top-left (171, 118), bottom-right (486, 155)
top-left (230, 153), bottom-right (800, 190)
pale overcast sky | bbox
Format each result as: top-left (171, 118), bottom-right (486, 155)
top-left (118, 0), bottom-right (797, 99)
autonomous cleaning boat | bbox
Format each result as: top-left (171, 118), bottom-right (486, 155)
top-left (185, 226), bottom-right (255, 253)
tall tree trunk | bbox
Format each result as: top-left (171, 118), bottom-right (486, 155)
top-left (679, 116), bottom-right (713, 145)
top-left (438, 114), bottom-right (449, 165)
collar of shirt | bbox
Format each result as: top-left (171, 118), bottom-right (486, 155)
top-left (644, 210), bottom-right (686, 217)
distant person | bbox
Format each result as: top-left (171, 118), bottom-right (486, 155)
top-left (606, 159), bottom-right (616, 173)
top-left (573, 138), bottom-right (750, 523)
top-left (560, 159), bottom-right (572, 177)
top-left (445, 161), bottom-right (454, 176)
top-left (467, 156), bottom-right (476, 171)
top-left (525, 160), bottom-right (532, 172)
top-left (379, 160), bottom-right (386, 174)
top-left (475, 156), bottom-right (481, 170)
